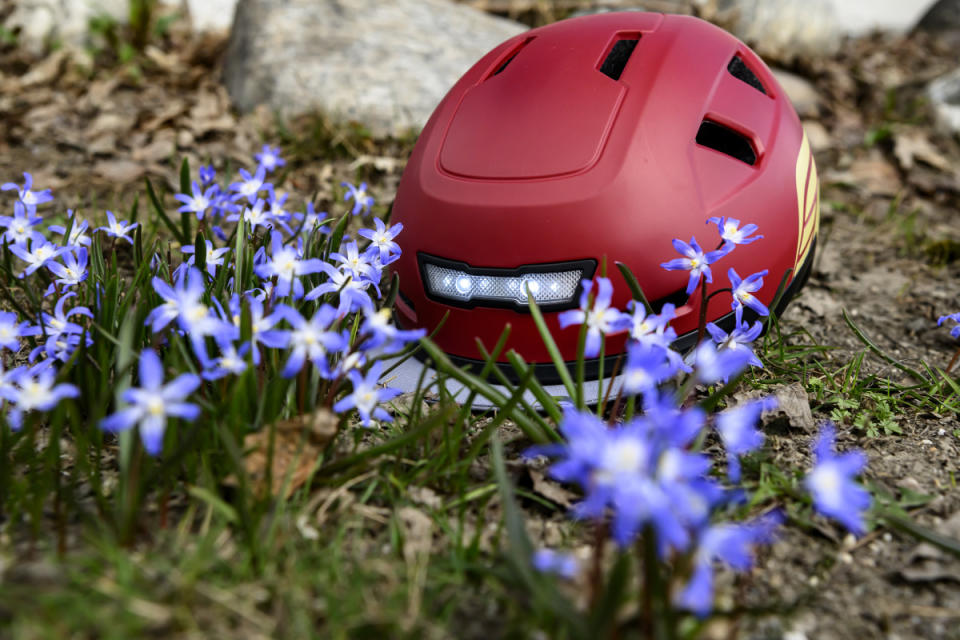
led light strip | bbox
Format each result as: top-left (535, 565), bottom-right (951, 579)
top-left (422, 262), bottom-right (584, 306)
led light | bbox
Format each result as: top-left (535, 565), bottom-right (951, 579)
top-left (423, 261), bottom-right (586, 307)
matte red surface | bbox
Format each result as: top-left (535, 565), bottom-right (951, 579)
top-left (390, 12), bottom-right (806, 365)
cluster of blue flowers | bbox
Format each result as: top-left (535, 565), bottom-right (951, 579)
top-left (0, 146), bottom-right (422, 456)
top-left (532, 218), bottom-right (871, 616)
top-left (939, 312), bottom-right (960, 340)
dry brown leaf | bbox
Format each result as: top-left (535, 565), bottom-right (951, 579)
top-left (234, 409), bottom-right (339, 498)
top-left (18, 50), bottom-right (68, 89)
top-left (893, 129), bottom-right (951, 172)
top-left (94, 159), bottom-right (145, 183)
top-left (85, 112), bottom-right (137, 140)
top-left (827, 155), bottom-right (902, 197)
top-left (528, 468), bottom-right (576, 508)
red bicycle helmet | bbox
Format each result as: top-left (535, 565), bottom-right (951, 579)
top-left (390, 11), bottom-right (819, 382)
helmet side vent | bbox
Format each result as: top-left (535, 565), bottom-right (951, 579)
top-left (696, 120), bottom-right (757, 166)
top-left (598, 37), bottom-right (640, 81)
top-left (488, 36), bottom-right (535, 78)
top-left (727, 55), bottom-right (767, 95)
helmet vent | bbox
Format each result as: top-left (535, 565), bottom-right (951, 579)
top-left (727, 55), bottom-right (767, 95)
top-left (696, 120), bottom-right (757, 165)
top-left (599, 37), bottom-right (640, 81)
top-left (489, 36), bottom-right (535, 78)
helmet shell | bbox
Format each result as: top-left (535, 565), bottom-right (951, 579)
top-left (390, 12), bottom-right (819, 369)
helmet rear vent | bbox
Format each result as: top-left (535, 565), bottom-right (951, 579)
top-left (696, 120), bottom-right (757, 166)
top-left (599, 37), bottom-right (640, 81)
top-left (727, 55), bottom-right (767, 95)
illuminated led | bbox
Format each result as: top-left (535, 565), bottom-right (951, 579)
top-left (422, 262), bottom-right (584, 307)
top-left (456, 276), bottom-right (473, 294)
top-left (525, 279), bottom-right (540, 295)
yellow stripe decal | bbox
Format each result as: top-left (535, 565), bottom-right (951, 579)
top-left (794, 131), bottom-right (820, 271)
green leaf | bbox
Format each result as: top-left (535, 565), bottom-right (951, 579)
top-left (526, 291), bottom-right (577, 402)
top-left (615, 261), bottom-right (653, 315)
top-left (145, 177), bottom-right (186, 245)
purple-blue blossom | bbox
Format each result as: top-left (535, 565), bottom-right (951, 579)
top-left (531, 549), bottom-right (579, 579)
top-left (230, 166), bottom-right (268, 204)
top-left (1, 201), bottom-right (45, 246)
top-left (693, 339), bottom-right (753, 385)
top-left (729, 268), bottom-right (770, 316)
top-left (938, 312), bottom-right (960, 339)
top-left (273, 304), bottom-right (347, 378)
top-left (342, 181), bottom-right (375, 215)
top-left (557, 277), bottom-right (624, 358)
top-left (100, 349), bottom-right (201, 456)
top-left (333, 361), bottom-right (402, 426)
top-left (0, 310), bottom-right (41, 351)
top-left (97, 211), bottom-right (138, 244)
top-left (254, 145), bottom-right (285, 172)
top-left (804, 423), bottom-right (871, 535)
top-left (253, 231), bottom-right (324, 299)
top-left (714, 397), bottom-right (775, 482)
top-left (706, 216), bottom-right (762, 248)
top-left (6, 362), bottom-right (79, 431)
top-left (48, 213), bottom-right (92, 247)
top-left (705, 308), bottom-right (764, 369)
top-left (2, 172), bottom-right (54, 210)
top-left (357, 218), bottom-right (403, 264)
top-left (661, 237), bottom-right (728, 296)
top-left (175, 182), bottom-right (218, 220)
top-left (9, 240), bottom-right (65, 277)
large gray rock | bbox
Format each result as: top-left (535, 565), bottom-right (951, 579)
top-left (222, 0), bottom-right (527, 137)
top-left (712, 0), bottom-right (939, 62)
top-left (3, 0), bottom-right (128, 56)
top-left (915, 0), bottom-right (960, 33)
top-left (928, 68), bottom-right (960, 135)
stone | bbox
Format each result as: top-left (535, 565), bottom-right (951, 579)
top-left (928, 67), bottom-right (960, 135)
top-left (3, 0), bottom-right (128, 56)
top-left (222, 0), bottom-right (527, 138)
top-left (711, 0), bottom-right (940, 62)
top-left (771, 69), bottom-right (820, 118)
top-left (914, 0), bottom-right (960, 33)
top-left (183, 0), bottom-right (238, 33)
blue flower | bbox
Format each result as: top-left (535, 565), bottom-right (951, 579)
top-left (660, 237), bottom-right (728, 296)
top-left (198, 341), bottom-right (249, 381)
top-left (48, 213), bottom-right (92, 248)
top-left (227, 198), bottom-right (273, 232)
top-left (557, 278), bottom-right (624, 358)
top-left (254, 145), bottom-right (286, 172)
top-left (198, 165), bottom-right (217, 186)
top-left (357, 218), bottom-right (403, 264)
top-left (145, 268), bottom-right (227, 349)
top-left (100, 349), bottom-right (201, 455)
top-left (8, 239), bottom-right (64, 278)
top-left (359, 307), bottom-right (425, 355)
top-left (677, 512), bottom-right (782, 617)
top-left (333, 361), bottom-right (402, 426)
top-left (304, 263), bottom-right (376, 316)
top-left (804, 423), bottom-right (871, 535)
top-left (97, 211), bottom-right (138, 244)
top-left (706, 216), bottom-right (762, 248)
top-left (253, 231), bottom-right (324, 299)
top-left (6, 362), bottom-right (79, 430)
top-left (179, 239), bottom-right (230, 277)
top-left (0, 361), bottom-right (26, 403)
top-left (693, 340), bottom-right (753, 385)
top-left (618, 301), bottom-right (678, 348)
top-left (273, 304), bottom-right (348, 378)
top-left (0, 201), bottom-right (45, 246)
top-left (35, 292), bottom-right (92, 344)
top-left (729, 268), bottom-right (769, 316)
top-left (2, 172), bottom-right (54, 209)
top-left (705, 307), bottom-right (764, 369)
top-left (715, 397), bottom-right (776, 482)
top-left (45, 247), bottom-right (89, 295)
top-left (531, 549), bottom-right (579, 579)
top-left (938, 312), bottom-right (960, 339)
top-left (342, 181), bottom-right (375, 215)
top-left (621, 342), bottom-right (681, 395)
top-left (0, 311), bottom-right (41, 352)
top-left (226, 294), bottom-right (287, 365)
top-left (230, 166), bottom-right (268, 204)
top-left (174, 181), bottom-right (218, 220)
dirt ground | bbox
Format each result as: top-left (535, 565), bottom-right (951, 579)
top-left (1, 7), bottom-right (959, 640)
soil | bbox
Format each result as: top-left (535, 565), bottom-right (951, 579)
top-left (0, 8), bottom-right (959, 640)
